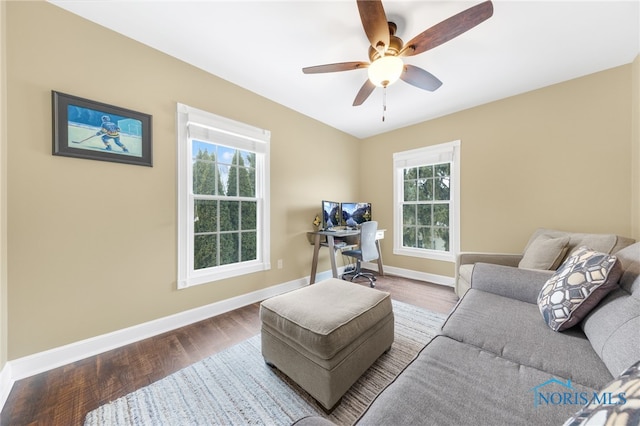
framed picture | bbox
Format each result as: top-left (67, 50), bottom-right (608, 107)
top-left (52, 91), bottom-right (152, 167)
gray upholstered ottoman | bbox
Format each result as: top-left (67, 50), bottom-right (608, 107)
top-left (260, 278), bottom-right (394, 411)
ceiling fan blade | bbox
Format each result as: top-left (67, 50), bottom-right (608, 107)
top-left (353, 79), bottom-right (376, 106)
top-left (399, 0), bottom-right (494, 57)
top-left (400, 65), bottom-right (443, 92)
top-left (302, 61), bottom-right (369, 74)
top-left (356, 0), bottom-right (390, 52)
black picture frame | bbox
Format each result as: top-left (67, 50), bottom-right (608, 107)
top-left (52, 91), bottom-right (152, 167)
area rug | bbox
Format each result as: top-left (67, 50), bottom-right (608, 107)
top-left (84, 300), bottom-right (446, 426)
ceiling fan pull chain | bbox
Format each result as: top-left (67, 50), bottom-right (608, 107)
top-left (382, 86), bottom-right (387, 122)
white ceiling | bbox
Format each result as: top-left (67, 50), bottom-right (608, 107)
top-left (49, 1), bottom-right (639, 139)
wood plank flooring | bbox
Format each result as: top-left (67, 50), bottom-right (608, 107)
top-left (1, 275), bottom-right (458, 426)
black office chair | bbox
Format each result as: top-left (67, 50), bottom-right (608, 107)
top-left (341, 221), bottom-right (379, 287)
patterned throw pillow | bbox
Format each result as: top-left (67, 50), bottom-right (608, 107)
top-left (537, 246), bottom-right (622, 331)
top-left (563, 360), bottom-right (640, 426)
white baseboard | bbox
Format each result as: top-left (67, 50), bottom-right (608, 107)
top-left (0, 276), bottom-right (310, 409)
top-left (363, 262), bottom-right (455, 287)
top-left (0, 361), bottom-right (12, 410)
top-left (0, 265), bottom-right (453, 410)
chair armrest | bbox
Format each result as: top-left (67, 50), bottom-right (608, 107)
top-left (470, 263), bottom-right (554, 304)
top-left (457, 252), bottom-right (523, 268)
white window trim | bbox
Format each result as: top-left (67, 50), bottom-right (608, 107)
top-left (177, 103), bottom-right (271, 289)
top-left (392, 140), bottom-right (460, 262)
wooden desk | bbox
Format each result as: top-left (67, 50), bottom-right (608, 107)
top-left (308, 229), bottom-right (385, 284)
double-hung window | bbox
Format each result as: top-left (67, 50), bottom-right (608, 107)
top-left (177, 103), bottom-right (270, 289)
top-left (393, 141), bottom-right (460, 262)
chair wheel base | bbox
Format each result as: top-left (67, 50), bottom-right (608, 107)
top-left (342, 271), bottom-right (377, 288)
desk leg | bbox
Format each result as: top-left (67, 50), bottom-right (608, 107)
top-left (310, 234), bottom-right (321, 284)
top-left (327, 235), bottom-right (339, 278)
top-left (375, 240), bottom-right (384, 276)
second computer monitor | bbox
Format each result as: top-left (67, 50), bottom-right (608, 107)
top-left (341, 202), bottom-right (372, 227)
top-left (322, 200), bottom-right (341, 230)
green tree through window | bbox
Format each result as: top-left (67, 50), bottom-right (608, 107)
top-left (192, 142), bottom-right (257, 270)
top-left (402, 163), bottom-right (450, 251)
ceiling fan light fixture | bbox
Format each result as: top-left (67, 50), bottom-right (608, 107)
top-left (368, 56), bottom-right (403, 87)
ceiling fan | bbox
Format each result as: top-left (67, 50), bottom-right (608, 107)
top-left (302, 0), bottom-right (494, 107)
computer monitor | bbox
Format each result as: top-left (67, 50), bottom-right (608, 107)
top-left (341, 202), bottom-right (372, 227)
top-left (322, 200), bottom-right (341, 230)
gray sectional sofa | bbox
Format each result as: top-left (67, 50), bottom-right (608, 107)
top-left (297, 240), bottom-right (640, 425)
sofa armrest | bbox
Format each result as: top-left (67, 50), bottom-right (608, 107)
top-left (293, 416), bottom-right (338, 426)
top-left (470, 263), bottom-right (554, 304)
top-left (457, 252), bottom-right (523, 268)
top-left (454, 253), bottom-right (524, 298)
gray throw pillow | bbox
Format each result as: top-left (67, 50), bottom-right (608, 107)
top-left (563, 360), bottom-right (640, 426)
top-left (519, 234), bottom-right (570, 270)
top-left (537, 246), bottom-right (623, 331)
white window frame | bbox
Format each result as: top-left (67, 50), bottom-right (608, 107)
top-left (393, 140), bottom-right (460, 262)
top-left (177, 103), bottom-right (271, 289)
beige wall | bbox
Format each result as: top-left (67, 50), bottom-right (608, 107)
top-left (6, 1), bottom-right (358, 359)
top-left (1, 0), bottom-right (8, 370)
top-left (4, 1), bottom-right (638, 362)
top-left (362, 64), bottom-right (635, 277)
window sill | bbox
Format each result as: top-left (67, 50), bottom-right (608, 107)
top-left (178, 261), bottom-right (271, 289)
top-left (393, 247), bottom-right (455, 263)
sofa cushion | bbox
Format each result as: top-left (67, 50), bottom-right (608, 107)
top-left (582, 242), bottom-right (640, 378)
top-left (537, 246), bottom-right (622, 332)
top-left (356, 335), bottom-right (596, 426)
top-left (442, 289), bottom-right (613, 389)
top-left (563, 360), bottom-right (640, 426)
top-left (519, 234), bottom-right (570, 270)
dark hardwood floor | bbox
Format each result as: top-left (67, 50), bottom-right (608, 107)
top-left (1, 275), bottom-right (458, 426)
